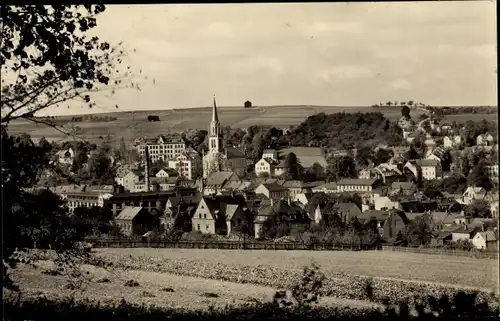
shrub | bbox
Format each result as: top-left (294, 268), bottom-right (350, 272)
top-left (123, 280), bottom-right (139, 287)
top-left (201, 292), bottom-right (219, 298)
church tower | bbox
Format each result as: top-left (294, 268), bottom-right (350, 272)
top-left (208, 95), bottom-right (222, 153)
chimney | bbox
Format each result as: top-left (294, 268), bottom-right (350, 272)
top-left (144, 145), bottom-right (150, 192)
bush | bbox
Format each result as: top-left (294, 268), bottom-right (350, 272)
top-left (123, 280), bottom-right (139, 287)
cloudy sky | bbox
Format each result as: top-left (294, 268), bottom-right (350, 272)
top-left (48, 2), bottom-right (496, 115)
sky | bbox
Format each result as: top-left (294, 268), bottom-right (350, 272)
top-left (41, 2), bottom-right (497, 116)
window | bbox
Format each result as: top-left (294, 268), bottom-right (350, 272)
top-left (197, 224), bottom-right (200, 230)
top-left (199, 213), bottom-right (201, 218)
top-left (203, 213), bottom-right (206, 219)
top-left (206, 225), bottom-right (209, 230)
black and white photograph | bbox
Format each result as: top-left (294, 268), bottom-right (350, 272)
top-left (2, 2), bottom-right (498, 320)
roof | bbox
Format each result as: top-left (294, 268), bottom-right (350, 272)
top-left (433, 232), bottom-right (452, 240)
top-left (337, 178), bottom-right (377, 186)
top-left (332, 203), bottom-right (361, 216)
top-left (358, 210), bottom-right (390, 221)
top-left (275, 160), bottom-right (288, 168)
top-left (391, 182), bottom-right (415, 191)
top-left (206, 171), bottom-right (237, 187)
top-left (225, 204), bottom-right (240, 221)
top-left (282, 180), bottom-right (304, 188)
top-left (416, 159), bottom-right (440, 167)
top-left (224, 147), bottom-right (246, 159)
top-left (263, 149), bottom-right (276, 154)
top-left (313, 182), bottom-right (338, 190)
top-left (260, 183), bottom-right (288, 192)
top-left (476, 231), bottom-right (497, 242)
top-left (116, 207), bottom-right (146, 220)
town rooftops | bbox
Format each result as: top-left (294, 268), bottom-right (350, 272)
top-left (206, 171), bottom-right (238, 187)
top-left (391, 182), bottom-right (415, 191)
top-left (357, 210), bottom-right (390, 222)
top-left (475, 231), bottom-right (497, 242)
top-left (224, 147), bottom-right (246, 159)
top-left (337, 178), bottom-right (377, 186)
top-left (314, 182), bottom-right (338, 190)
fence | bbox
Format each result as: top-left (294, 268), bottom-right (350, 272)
top-left (89, 239), bottom-right (378, 251)
top-left (381, 246), bottom-right (499, 259)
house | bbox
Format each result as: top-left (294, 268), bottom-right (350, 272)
top-left (134, 176), bottom-right (177, 192)
top-left (331, 203), bottom-right (361, 222)
top-left (278, 147), bottom-right (328, 169)
top-left (312, 182), bottom-right (338, 194)
top-left (49, 184), bottom-right (114, 213)
top-left (373, 193), bottom-right (402, 211)
top-left (262, 149), bottom-right (278, 160)
top-left (415, 159), bottom-right (442, 180)
top-left (294, 192), bottom-right (313, 206)
top-left (491, 201), bottom-right (499, 218)
top-left (471, 231), bottom-right (498, 250)
top-left (204, 171), bottom-right (241, 195)
top-left (161, 204), bottom-right (197, 232)
top-left (370, 163), bottom-right (404, 184)
top-left (282, 180), bottom-right (324, 200)
top-left (192, 195), bottom-right (250, 236)
top-left (461, 186), bottom-right (488, 205)
top-left (167, 150), bottom-right (202, 179)
top-left (383, 209), bottom-right (410, 240)
top-left (114, 207), bottom-right (156, 236)
top-left (255, 158), bottom-right (274, 177)
top-left (451, 227), bottom-right (476, 242)
top-left (390, 182), bottom-right (416, 196)
top-left (136, 134), bottom-right (186, 162)
top-left (155, 168), bottom-right (178, 178)
top-left (391, 146), bottom-right (410, 160)
top-left (56, 148), bottom-right (75, 165)
top-left (431, 232), bottom-right (453, 247)
top-left (336, 178), bottom-right (378, 193)
top-left (443, 135), bottom-right (461, 149)
top-left (253, 202), bottom-right (274, 239)
top-left (476, 133), bottom-right (494, 146)
top-left (115, 170), bottom-right (142, 192)
top-left (306, 203), bottom-right (322, 224)
top-left (254, 183), bottom-right (289, 200)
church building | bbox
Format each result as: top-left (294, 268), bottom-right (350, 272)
top-left (202, 96), bottom-right (247, 178)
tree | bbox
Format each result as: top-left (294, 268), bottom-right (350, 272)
top-left (326, 155), bottom-right (357, 182)
top-left (285, 152), bottom-right (301, 180)
top-left (467, 161), bottom-right (492, 190)
top-left (404, 213), bottom-right (434, 247)
top-left (1, 128), bottom-right (92, 290)
top-left (1, 6), bottom-right (141, 128)
top-left (464, 200), bottom-right (492, 218)
top-left (249, 134), bottom-right (265, 161)
top-left (304, 162), bottom-right (325, 182)
top-left (401, 106), bottom-right (411, 119)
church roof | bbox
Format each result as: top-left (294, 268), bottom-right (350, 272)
top-left (212, 95), bottom-right (219, 123)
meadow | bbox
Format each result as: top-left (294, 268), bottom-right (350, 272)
top-left (96, 248), bottom-right (498, 291)
top-left (7, 105), bottom-right (492, 145)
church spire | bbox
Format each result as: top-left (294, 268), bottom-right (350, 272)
top-left (212, 94), bottom-right (219, 123)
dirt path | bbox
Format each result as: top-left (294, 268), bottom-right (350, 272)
top-left (6, 261), bottom-right (383, 311)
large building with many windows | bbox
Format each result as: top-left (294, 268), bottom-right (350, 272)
top-left (136, 135), bottom-right (186, 162)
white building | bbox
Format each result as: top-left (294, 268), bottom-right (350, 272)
top-left (476, 133), bottom-right (495, 146)
top-left (415, 159), bottom-right (442, 180)
top-left (471, 231), bottom-right (497, 250)
top-left (443, 135), bottom-right (461, 149)
top-left (168, 150), bottom-right (202, 180)
top-left (56, 148), bottom-right (75, 165)
top-left (336, 179), bottom-right (378, 193)
top-left (136, 135), bottom-right (186, 162)
top-left (115, 170), bottom-right (142, 192)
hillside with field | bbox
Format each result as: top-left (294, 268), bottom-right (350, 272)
top-left (6, 105), bottom-right (496, 145)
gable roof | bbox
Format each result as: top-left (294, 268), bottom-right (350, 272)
top-left (206, 171), bottom-right (238, 187)
top-left (337, 178), bottom-right (377, 186)
top-left (275, 160), bottom-right (289, 168)
top-left (224, 147), bottom-right (246, 159)
top-left (475, 231), bottom-right (497, 242)
top-left (116, 207), bottom-right (147, 220)
top-left (332, 202), bottom-right (361, 216)
top-left (225, 204), bottom-right (240, 221)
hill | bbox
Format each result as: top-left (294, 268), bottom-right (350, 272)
top-left (5, 105), bottom-right (495, 146)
